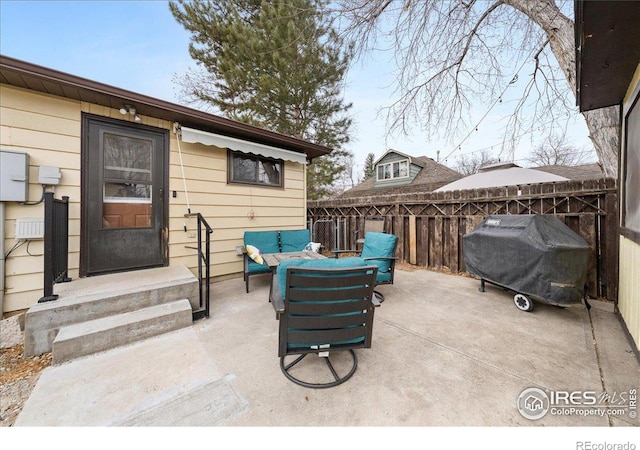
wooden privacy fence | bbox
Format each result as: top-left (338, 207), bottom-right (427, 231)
top-left (308, 179), bottom-right (619, 301)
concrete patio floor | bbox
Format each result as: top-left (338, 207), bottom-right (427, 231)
top-left (14, 267), bottom-right (639, 429)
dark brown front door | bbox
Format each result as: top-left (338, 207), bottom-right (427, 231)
top-left (81, 114), bottom-right (168, 276)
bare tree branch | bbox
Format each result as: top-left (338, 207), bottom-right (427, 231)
top-left (526, 132), bottom-right (593, 166)
top-left (331, 0), bottom-right (619, 176)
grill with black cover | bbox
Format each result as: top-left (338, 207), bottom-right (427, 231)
top-left (462, 215), bottom-right (590, 311)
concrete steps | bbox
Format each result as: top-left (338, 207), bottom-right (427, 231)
top-left (52, 299), bottom-right (193, 364)
top-left (24, 265), bottom-right (200, 360)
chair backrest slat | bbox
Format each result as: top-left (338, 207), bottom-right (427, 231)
top-left (287, 327), bottom-right (369, 347)
top-left (289, 272), bottom-right (374, 289)
top-left (288, 298), bottom-right (371, 315)
top-left (287, 312), bottom-right (367, 330)
top-left (289, 285), bottom-right (374, 302)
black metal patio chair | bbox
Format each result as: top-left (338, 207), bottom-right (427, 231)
top-left (270, 261), bottom-right (378, 388)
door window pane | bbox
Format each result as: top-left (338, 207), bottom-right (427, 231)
top-left (102, 132), bottom-right (153, 228)
top-left (103, 133), bottom-right (152, 182)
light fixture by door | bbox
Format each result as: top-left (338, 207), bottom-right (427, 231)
top-left (119, 104), bottom-right (141, 122)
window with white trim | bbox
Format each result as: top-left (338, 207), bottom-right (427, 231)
top-left (376, 159), bottom-right (409, 181)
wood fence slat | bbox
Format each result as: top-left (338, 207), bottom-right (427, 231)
top-left (427, 218), bottom-right (435, 268)
top-left (459, 217), bottom-right (467, 273)
top-left (450, 217), bottom-right (459, 272)
top-left (434, 216), bottom-right (443, 270)
top-left (420, 216), bottom-right (429, 267)
top-left (409, 215), bottom-right (417, 265)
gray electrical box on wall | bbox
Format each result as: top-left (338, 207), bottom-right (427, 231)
top-left (38, 165), bottom-right (61, 185)
top-left (0, 150), bottom-right (30, 202)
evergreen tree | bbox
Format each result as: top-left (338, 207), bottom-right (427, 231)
top-left (363, 152), bottom-right (375, 180)
top-left (170, 0), bottom-right (354, 199)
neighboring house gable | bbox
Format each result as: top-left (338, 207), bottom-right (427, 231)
top-left (373, 149), bottom-right (418, 187)
top-left (340, 149), bottom-right (461, 198)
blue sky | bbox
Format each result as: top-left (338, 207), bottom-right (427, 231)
top-left (0, 0), bottom-right (595, 179)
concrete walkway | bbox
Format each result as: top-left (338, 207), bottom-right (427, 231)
top-left (15, 268), bottom-right (639, 427)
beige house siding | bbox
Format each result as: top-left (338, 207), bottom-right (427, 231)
top-left (618, 64), bottom-right (640, 349)
top-left (167, 138), bottom-right (307, 279)
top-left (1, 85), bottom-right (82, 313)
top-left (618, 236), bottom-right (640, 347)
top-left (1, 84), bottom-right (308, 314)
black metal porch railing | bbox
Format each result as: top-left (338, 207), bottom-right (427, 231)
top-left (39, 193), bottom-right (71, 303)
top-left (185, 213), bottom-right (213, 320)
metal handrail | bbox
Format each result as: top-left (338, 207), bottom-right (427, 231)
top-left (39, 193), bottom-right (71, 302)
top-left (184, 213), bottom-right (213, 320)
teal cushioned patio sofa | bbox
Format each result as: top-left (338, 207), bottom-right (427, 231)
top-left (242, 229), bottom-right (311, 293)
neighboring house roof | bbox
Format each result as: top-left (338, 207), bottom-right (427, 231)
top-left (0, 55), bottom-right (331, 160)
top-left (340, 152), bottom-right (462, 198)
top-left (534, 163), bottom-right (605, 180)
top-left (434, 162), bottom-right (569, 192)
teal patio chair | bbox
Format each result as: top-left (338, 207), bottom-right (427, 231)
top-left (334, 231), bottom-right (398, 302)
